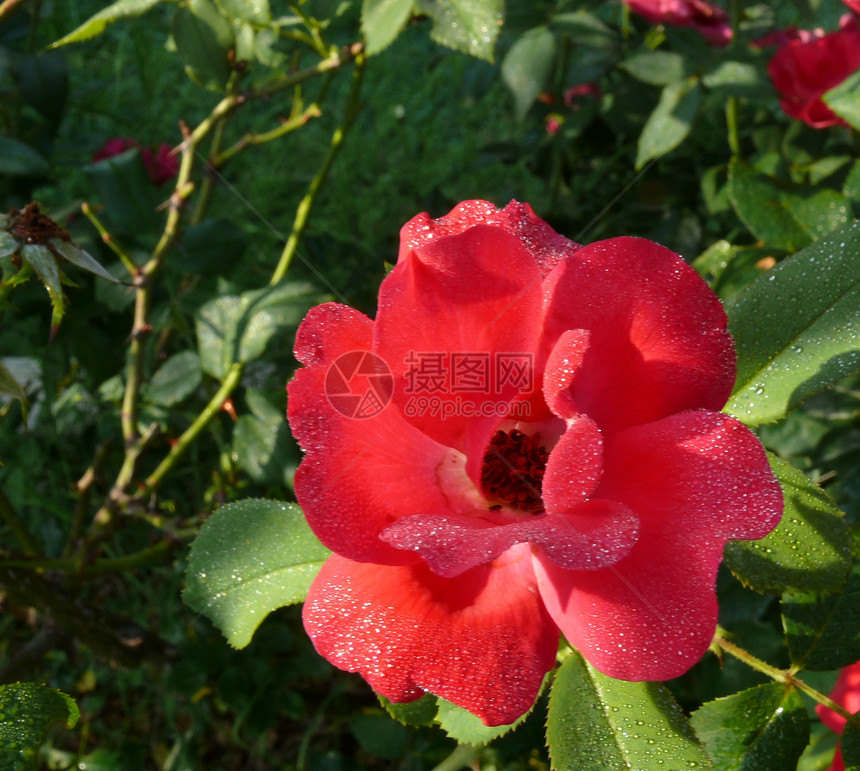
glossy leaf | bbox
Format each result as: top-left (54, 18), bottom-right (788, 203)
top-left (547, 652), bottom-right (711, 770)
top-left (435, 697), bottom-right (529, 745)
top-left (183, 499), bottom-right (331, 648)
top-left (690, 683), bottom-right (809, 770)
top-left (0, 683), bottom-right (79, 768)
top-left (378, 694), bottom-right (438, 727)
top-left (51, 0), bottom-right (161, 47)
top-left (782, 541), bottom-right (860, 671)
top-left (195, 281), bottom-right (323, 380)
top-left (417, 0), bottom-right (503, 62)
top-left (724, 220), bottom-right (860, 425)
top-left (232, 389), bottom-right (294, 486)
top-left (724, 454), bottom-right (851, 595)
top-left (362, 0), bottom-right (415, 55)
top-left (143, 351), bottom-right (202, 406)
top-left (501, 26), bottom-right (556, 120)
top-left (21, 245), bottom-right (64, 325)
top-left (636, 80), bottom-right (701, 169)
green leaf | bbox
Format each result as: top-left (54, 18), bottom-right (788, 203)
top-left (550, 11), bottom-right (615, 48)
top-left (547, 652), bottom-right (711, 770)
top-left (172, 0), bottom-right (235, 89)
top-left (183, 499), bottom-right (331, 648)
top-left (51, 0), bottom-right (161, 47)
top-left (378, 694), bottom-right (438, 727)
top-left (0, 137), bottom-right (50, 177)
top-left (232, 389), bottom-right (294, 485)
top-left (349, 713), bottom-right (408, 759)
top-left (619, 51), bottom-right (688, 86)
top-left (0, 683), bottom-right (79, 768)
top-left (215, 0), bottom-right (270, 24)
top-left (723, 220), bottom-right (860, 425)
top-left (21, 244), bottom-right (64, 325)
top-left (362, 0), bottom-right (415, 55)
top-left (0, 359), bottom-right (26, 403)
top-left (690, 683), bottom-right (809, 771)
top-left (724, 454), bottom-right (851, 595)
top-left (416, 0), bottom-right (503, 62)
top-left (0, 230), bottom-right (17, 260)
top-left (50, 240), bottom-right (120, 283)
top-left (782, 539), bottom-right (860, 670)
top-left (195, 281), bottom-right (323, 380)
top-left (435, 697), bottom-right (530, 744)
top-left (844, 720), bottom-right (860, 771)
top-left (824, 69), bottom-right (860, 131)
top-left (635, 80), bottom-right (701, 169)
top-left (143, 351), bottom-right (202, 406)
top-left (178, 218), bottom-right (249, 275)
top-left (501, 27), bottom-right (557, 120)
top-left (702, 60), bottom-right (770, 99)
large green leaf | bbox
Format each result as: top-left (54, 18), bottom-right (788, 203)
top-left (51, 240), bottom-right (119, 283)
top-left (546, 652), bottom-right (711, 770)
top-left (195, 281), bottom-right (323, 380)
top-left (701, 60), bottom-right (771, 99)
top-left (51, 0), bottom-right (162, 47)
top-left (782, 538), bottom-right (860, 671)
top-left (0, 360), bottom-right (26, 403)
top-left (362, 0), bottom-right (415, 55)
top-left (232, 389), bottom-right (295, 486)
top-left (0, 684), bottom-right (79, 770)
top-left (619, 51), bottom-right (688, 86)
top-left (378, 694), bottom-right (438, 727)
top-left (724, 454), bottom-right (850, 595)
top-left (183, 499), bottom-right (331, 648)
top-left (635, 79), bottom-right (701, 169)
top-left (690, 683), bottom-right (809, 770)
top-left (724, 220), bottom-right (860, 425)
top-left (215, 0), bottom-right (270, 24)
top-left (21, 245), bottom-right (64, 326)
top-left (416, 0), bottom-right (503, 62)
top-left (501, 26), bottom-right (557, 121)
top-left (142, 351), bottom-right (202, 406)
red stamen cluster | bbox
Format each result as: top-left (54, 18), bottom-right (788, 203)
top-left (481, 429), bottom-right (548, 513)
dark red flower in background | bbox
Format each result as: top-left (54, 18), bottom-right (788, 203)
top-left (767, 16), bottom-right (860, 128)
top-left (817, 661), bottom-right (860, 771)
top-left (624, 0), bottom-right (733, 46)
top-left (287, 200), bottom-right (782, 726)
top-left (92, 137), bottom-right (178, 185)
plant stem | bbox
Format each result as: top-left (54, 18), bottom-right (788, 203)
top-left (81, 203), bottom-right (137, 275)
top-left (714, 633), bottom-right (860, 726)
top-left (143, 362), bottom-right (245, 493)
top-left (0, 486), bottom-right (39, 556)
top-left (431, 744), bottom-right (478, 771)
top-left (270, 53), bottom-right (366, 285)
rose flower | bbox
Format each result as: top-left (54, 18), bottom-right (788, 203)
top-left (767, 14), bottom-right (860, 128)
top-left (817, 661), bottom-right (860, 771)
top-left (287, 200), bottom-right (782, 726)
top-left (623, 0), bottom-right (733, 46)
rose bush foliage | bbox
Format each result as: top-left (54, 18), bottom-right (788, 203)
top-left (286, 200), bottom-right (783, 726)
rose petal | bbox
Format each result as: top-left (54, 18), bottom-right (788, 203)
top-left (534, 410), bottom-right (782, 681)
top-left (542, 329), bottom-right (590, 419)
top-left (288, 304), bottom-right (458, 565)
top-left (817, 661), bottom-right (860, 734)
top-left (381, 498), bottom-right (637, 577)
top-left (303, 546), bottom-right (558, 726)
top-left (542, 237), bottom-right (736, 432)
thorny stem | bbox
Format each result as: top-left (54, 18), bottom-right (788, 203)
top-left (81, 203), bottom-right (137, 275)
top-left (714, 633), bottom-right (860, 726)
top-left (270, 52), bottom-right (366, 285)
top-left (143, 362), bottom-right (245, 494)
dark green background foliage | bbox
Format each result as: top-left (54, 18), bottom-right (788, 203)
top-left (1, 0), bottom-right (860, 768)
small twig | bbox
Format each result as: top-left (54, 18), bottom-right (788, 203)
top-left (81, 203), bottom-right (137, 276)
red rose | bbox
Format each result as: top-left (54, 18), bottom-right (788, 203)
top-left (287, 200), bottom-right (782, 726)
top-left (768, 17), bottom-right (860, 128)
top-left (845, 0), bottom-right (860, 15)
top-left (92, 138), bottom-right (178, 185)
top-left (817, 661), bottom-right (860, 771)
top-left (624, 0), bottom-right (732, 46)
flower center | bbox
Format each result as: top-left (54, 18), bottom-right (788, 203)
top-left (480, 429), bottom-right (548, 513)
